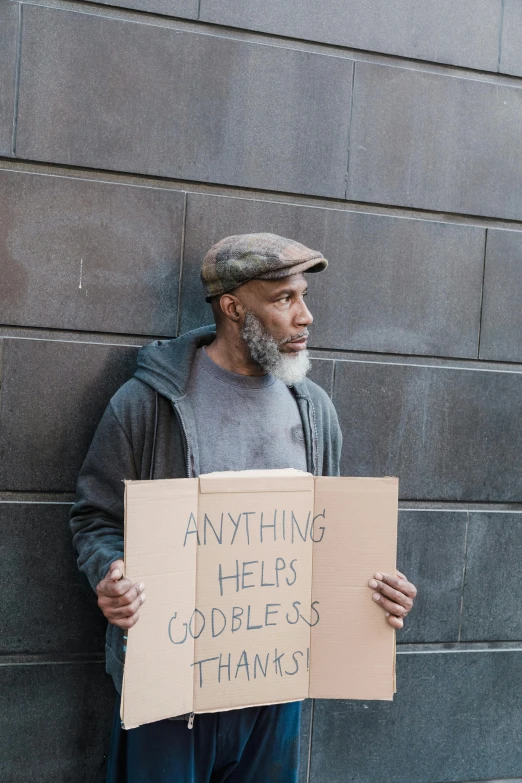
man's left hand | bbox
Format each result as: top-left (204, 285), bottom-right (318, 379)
top-left (368, 570), bottom-right (417, 629)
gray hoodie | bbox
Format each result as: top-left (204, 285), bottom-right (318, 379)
top-left (70, 325), bottom-right (342, 693)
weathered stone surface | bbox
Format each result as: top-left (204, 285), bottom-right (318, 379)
top-left (0, 502), bottom-right (105, 653)
top-left (333, 359), bottom-right (522, 501)
top-left (348, 63), bottom-right (522, 221)
top-left (200, 0), bottom-right (501, 72)
top-left (17, 5), bottom-right (352, 198)
top-left (308, 359), bottom-right (333, 398)
top-left (0, 338), bottom-right (138, 492)
top-left (500, 0), bottom-right (522, 77)
top-left (181, 193), bottom-right (485, 358)
top-left (396, 511), bottom-right (466, 644)
top-left (85, 0), bottom-right (198, 19)
top-left (0, 170), bottom-right (184, 336)
top-left (0, 662), bottom-right (114, 782)
top-left (461, 512), bottom-right (522, 642)
top-left (310, 650), bottom-right (522, 783)
top-left (0, 1), bottom-right (19, 155)
top-left (479, 229), bottom-right (522, 363)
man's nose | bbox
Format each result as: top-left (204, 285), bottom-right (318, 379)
top-left (296, 299), bottom-right (313, 327)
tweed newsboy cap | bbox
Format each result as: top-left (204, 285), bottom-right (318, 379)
top-left (201, 233), bottom-right (328, 302)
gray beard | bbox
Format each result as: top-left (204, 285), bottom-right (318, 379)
top-left (240, 312), bottom-right (311, 386)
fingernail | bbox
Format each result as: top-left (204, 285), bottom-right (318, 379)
top-left (368, 579), bottom-right (378, 588)
top-left (112, 570), bottom-right (121, 579)
top-left (138, 583), bottom-right (145, 593)
top-left (374, 573), bottom-right (383, 580)
top-left (372, 593), bottom-right (380, 602)
top-left (385, 611), bottom-right (390, 617)
top-left (141, 593), bottom-right (147, 603)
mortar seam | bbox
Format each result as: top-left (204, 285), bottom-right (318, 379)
top-left (176, 192), bottom-right (189, 337)
top-left (11, 2), bottom-right (24, 156)
top-left (498, 0), bottom-right (506, 72)
top-left (476, 229), bottom-right (489, 359)
top-left (457, 512), bottom-right (470, 642)
top-left (344, 61), bottom-right (356, 199)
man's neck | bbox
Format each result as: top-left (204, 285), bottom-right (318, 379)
top-left (205, 332), bottom-right (265, 377)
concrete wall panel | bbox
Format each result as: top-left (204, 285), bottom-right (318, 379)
top-left (200, 0), bottom-right (502, 72)
top-left (310, 651), bottom-right (522, 783)
top-left (16, 5), bottom-right (352, 198)
top-left (0, 339), bottom-right (138, 492)
top-left (479, 229), bottom-right (522, 363)
top-left (308, 359), bottom-right (334, 398)
top-left (461, 512), bottom-right (522, 642)
top-left (0, 170), bottom-right (184, 336)
top-left (0, 502), bottom-right (105, 654)
top-left (0, 662), bottom-right (113, 783)
top-left (348, 63), bottom-right (522, 221)
top-left (333, 359), bottom-right (522, 501)
top-left (397, 511), bottom-right (467, 644)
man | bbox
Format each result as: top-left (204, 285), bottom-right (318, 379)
top-left (70, 233), bottom-right (416, 783)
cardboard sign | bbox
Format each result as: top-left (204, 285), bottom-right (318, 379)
top-left (121, 469), bottom-right (398, 729)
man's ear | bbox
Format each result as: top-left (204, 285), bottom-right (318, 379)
top-left (219, 293), bottom-right (244, 323)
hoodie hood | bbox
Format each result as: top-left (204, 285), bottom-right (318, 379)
top-left (134, 324), bottom-right (216, 401)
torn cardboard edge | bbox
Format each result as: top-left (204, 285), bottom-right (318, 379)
top-left (121, 470), bottom-right (398, 729)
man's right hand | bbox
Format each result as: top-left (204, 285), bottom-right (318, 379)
top-left (96, 559), bottom-right (146, 629)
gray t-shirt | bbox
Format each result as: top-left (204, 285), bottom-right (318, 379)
top-left (186, 347), bottom-right (307, 475)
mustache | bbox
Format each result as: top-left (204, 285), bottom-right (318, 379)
top-left (279, 331), bottom-right (309, 346)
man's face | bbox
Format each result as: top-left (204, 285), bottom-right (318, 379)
top-left (235, 272), bottom-right (313, 348)
top-left (231, 273), bottom-right (314, 384)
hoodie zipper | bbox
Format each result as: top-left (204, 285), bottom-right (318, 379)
top-left (174, 402), bottom-right (193, 479)
top-left (307, 397), bottom-right (319, 476)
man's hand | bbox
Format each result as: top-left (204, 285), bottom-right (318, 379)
top-left (96, 559), bottom-right (146, 630)
top-left (368, 570), bottom-right (417, 629)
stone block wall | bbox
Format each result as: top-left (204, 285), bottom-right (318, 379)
top-left (1, 1), bottom-right (521, 780)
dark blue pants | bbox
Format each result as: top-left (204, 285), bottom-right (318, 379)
top-left (106, 697), bottom-right (302, 783)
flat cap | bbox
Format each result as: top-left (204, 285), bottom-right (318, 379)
top-left (201, 232), bottom-right (328, 302)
